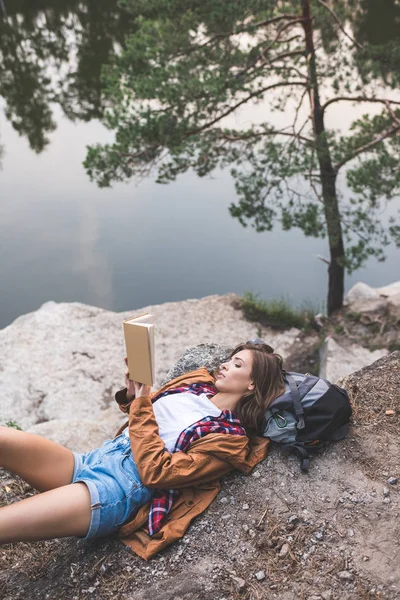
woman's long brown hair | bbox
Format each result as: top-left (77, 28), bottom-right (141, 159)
top-left (229, 341), bottom-right (285, 436)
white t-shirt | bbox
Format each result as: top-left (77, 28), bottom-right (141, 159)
top-left (124, 391), bottom-right (222, 452)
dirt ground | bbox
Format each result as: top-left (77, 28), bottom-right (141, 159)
top-left (0, 353), bottom-right (399, 600)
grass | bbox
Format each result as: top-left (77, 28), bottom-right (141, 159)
top-left (240, 292), bottom-right (320, 330)
top-left (4, 420), bottom-right (23, 430)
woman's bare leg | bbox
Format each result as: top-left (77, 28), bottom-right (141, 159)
top-left (0, 425), bottom-right (76, 491)
top-left (0, 482), bottom-right (92, 543)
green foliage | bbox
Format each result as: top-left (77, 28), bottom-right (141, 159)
top-left (82, 0), bottom-right (400, 301)
top-left (4, 420), bottom-right (23, 430)
top-left (241, 292), bottom-right (318, 331)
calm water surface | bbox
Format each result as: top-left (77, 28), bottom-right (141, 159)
top-left (0, 3), bottom-right (399, 329)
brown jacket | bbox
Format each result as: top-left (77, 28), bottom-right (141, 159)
top-left (114, 368), bottom-right (270, 560)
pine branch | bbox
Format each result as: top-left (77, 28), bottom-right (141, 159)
top-left (334, 124), bottom-right (400, 172)
top-left (219, 128), bottom-right (313, 145)
top-left (385, 101), bottom-right (400, 126)
top-left (322, 96), bottom-right (400, 113)
top-left (186, 80), bottom-right (309, 136)
top-left (316, 0), bottom-right (362, 49)
top-left (178, 14), bottom-right (303, 58)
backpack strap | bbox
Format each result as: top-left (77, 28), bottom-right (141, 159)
top-left (285, 373), bottom-right (305, 430)
top-left (282, 443), bottom-right (310, 472)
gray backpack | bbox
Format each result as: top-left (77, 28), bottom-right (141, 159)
top-left (263, 371), bottom-right (352, 471)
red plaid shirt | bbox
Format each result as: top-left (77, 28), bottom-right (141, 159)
top-left (147, 383), bottom-right (246, 535)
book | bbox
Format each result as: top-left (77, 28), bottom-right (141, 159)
top-left (123, 313), bottom-right (155, 386)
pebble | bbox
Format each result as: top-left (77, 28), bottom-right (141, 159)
top-left (388, 477), bottom-right (398, 485)
top-left (252, 471), bottom-right (261, 478)
top-left (383, 497), bottom-right (391, 504)
top-left (314, 531), bottom-right (324, 540)
top-left (347, 528), bottom-right (355, 537)
top-left (385, 409), bottom-right (395, 416)
top-left (383, 487), bottom-right (390, 497)
top-left (337, 570), bottom-right (354, 581)
top-left (255, 570), bottom-right (266, 581)
top-left (321, 592), bottom-right (333, 600)
top-left (231, 576), bottom-right (246, 592)
top-left (242, 503), bottom-right (250, 510)
top-left (288, 515), bottom-right (300, 525)
top-left (279, 543), bottom-right (290, 558)
top-left (220, 496), bottom-right (228, 504)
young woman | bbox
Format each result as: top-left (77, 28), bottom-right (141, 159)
top-left (0, 340), bottom-right (285, 559)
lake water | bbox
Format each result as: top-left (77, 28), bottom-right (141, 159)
top-left (0, 4), bottom-right (399, 329)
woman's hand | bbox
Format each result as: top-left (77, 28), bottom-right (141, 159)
top-left (124, 358), bottom-right (151, 402)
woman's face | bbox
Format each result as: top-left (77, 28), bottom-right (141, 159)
top-left (215, 349), bottom-right (255, 395)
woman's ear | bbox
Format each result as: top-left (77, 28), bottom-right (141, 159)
top-left (248, 381), bottom-right (255, 391)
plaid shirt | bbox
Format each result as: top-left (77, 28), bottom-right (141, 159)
top-left (147, 383), bottom-right (246, 535)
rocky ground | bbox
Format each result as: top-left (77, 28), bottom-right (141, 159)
top-left (0, 290), bottom-right (399, 600)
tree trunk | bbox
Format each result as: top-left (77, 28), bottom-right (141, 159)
top-left (300, 0), bottom-right (345, 315)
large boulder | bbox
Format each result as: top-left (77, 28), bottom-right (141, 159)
top-left (344, 280), bottom-right (400, 316)
top-left (319, 336), bottom-right (388, 382)
top-left (0, 296), bottom-right (301, 448)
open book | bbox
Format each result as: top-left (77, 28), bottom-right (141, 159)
top-left (123, 313), bottom-right (155, 386)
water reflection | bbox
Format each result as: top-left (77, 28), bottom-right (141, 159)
top-left (0, 0), bottom-right (135, 151)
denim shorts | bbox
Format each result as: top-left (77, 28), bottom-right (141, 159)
top-left (72, 433), bottom-right (153, 540)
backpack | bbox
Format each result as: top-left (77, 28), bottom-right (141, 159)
top-left (263, 371), bottom-right (352, 472)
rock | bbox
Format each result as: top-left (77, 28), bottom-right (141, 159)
top-left (344, 281), bottom-right (400, 316)
top-left (319, 336), bottom-right (388, 382)
top-left (383, 487), bottom-right (390, 497)
top-left (376, 281), bottom-right (400, 299)
top-left (242, 503), bottom-right (250, 510)
top-left (337, 571), bottom-right (354, 581)
top-left (344, 282), bottom-right (380, 304)
top-left (279, 543), bottom-right (290, 558)
top-left (385, 409), bottom-right (395, 416)
top-left (231, 576), bottom-right (246, 592)
top-left (288, 515), bottom-right (300, 526)
top-left (388, 477), bottom-right (398, 485)
top-left (255, 571), bottom-right (266, 581)
top-left (321, 591), bottom-right (333, 600)
top-left (162, 343), bottom-right (231, 383)
top-left (27, 411), bottom-right (125, 453)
